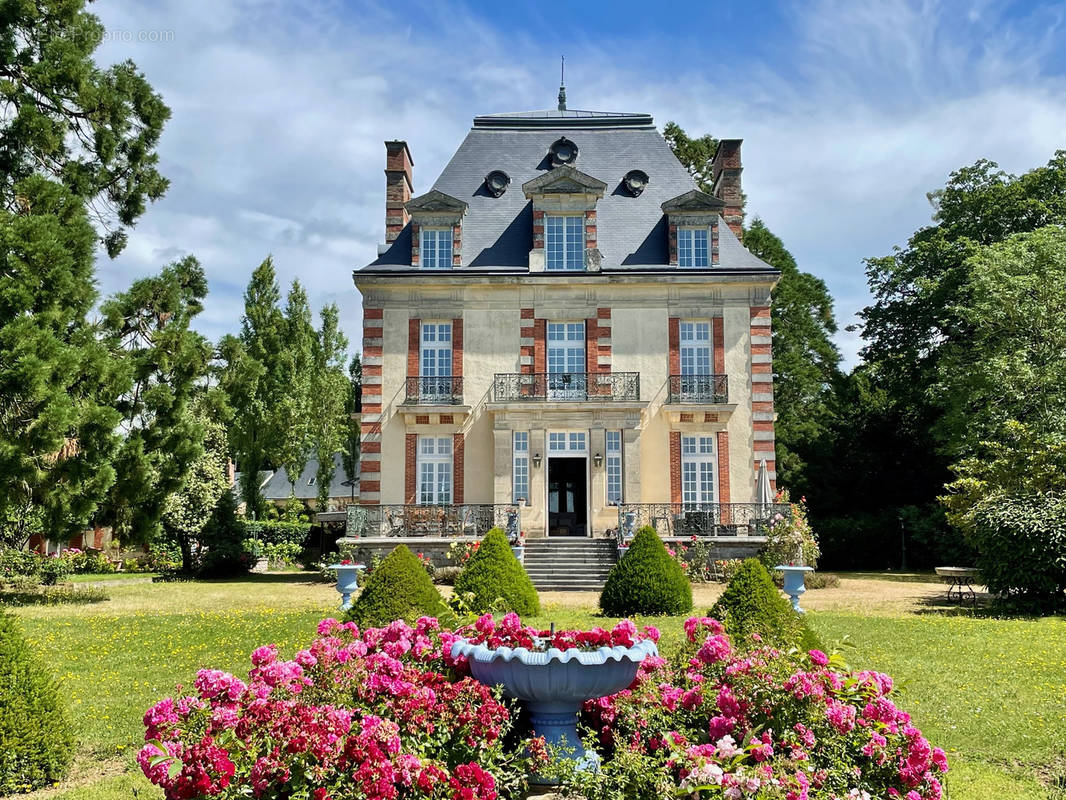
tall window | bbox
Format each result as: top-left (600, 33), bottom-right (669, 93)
top-left (420, 322), bottom-right (452, 400)
top-left (546, 215), bottom-right (584, 271)
top-left (513, 432), bottom-right (529, 503)
top-left (421, 228), bottom-right (453, 269)
top-left (547, 322), bottom-right (586, 399)
top-left (678, 227), bottom-right (709, 268)
top-left (681, 434), bottom-right (717, 507)
top-left (417, 436), bottom-right (452, 504)
top-left (679, 321), bottom-right (714, 401)
top-left (606, 430), bottom-right (623, 505)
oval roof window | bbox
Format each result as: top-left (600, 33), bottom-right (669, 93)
top-left (623, 169), bottom-right (649, 197)
top-left (484, 170), bottom-right (510, 197)
top-left (549, 136), bottom-right (578, 166)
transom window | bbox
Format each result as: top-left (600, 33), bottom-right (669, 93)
top-left (546, 215), bottom-right (585, 271)
top-left (678, 227), bottom-right (709, 268)
top-left (681, 434), bottom-right (717, 507)
top-left (421, 228), bottom-right (453, 270)
top-left (513, 432), bottom-right (529, 503)
top-left (606, 430), bottom-right (623, 505)
top-left (417, 436), bottom-right (452, 504)
top-left (548, 431), bottom-right (587, 453)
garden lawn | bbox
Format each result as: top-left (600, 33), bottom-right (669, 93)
top-left (2, 572), bottom-right (1064, 800)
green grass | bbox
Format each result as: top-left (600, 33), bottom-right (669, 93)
top-left (68, 572), bottom-right (159, 583)
top-left (5, 574), bottom-right (1065, 800)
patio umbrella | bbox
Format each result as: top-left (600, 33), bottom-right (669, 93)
top-left (755, 459), bottom-right (773, 515)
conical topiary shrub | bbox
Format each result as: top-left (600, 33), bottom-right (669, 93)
top-left (599, 526), bottom-right (693, 616)
top-left (453, 528), bottom-right (540, 616)
top-left (0, 612), bottom-right (75, 794)
top-left (345, 545), bottom-right (452, 627)
top-left (709, 558), bottom-right (819, 650)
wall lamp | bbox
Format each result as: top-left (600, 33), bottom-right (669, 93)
top-left (592, 453), bottom-right (603, 467)
top-left (532, 453), bottom-right (542, 468)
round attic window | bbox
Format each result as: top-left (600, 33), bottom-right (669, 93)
top-left (623, 169), bottom-right (649, 197)
top-left (549, 136), bottom-right (578, 166)
top-left (484, 170), bottom-right (510, 198)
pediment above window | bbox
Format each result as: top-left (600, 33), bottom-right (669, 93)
top-left (660, 189), bottom-right (725, 214)
top-left (522, 166), bottom-right (607, 199)
top-left (405, 190), bottom-right (468, 216)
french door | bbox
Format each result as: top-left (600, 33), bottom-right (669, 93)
top-left (679, 321), bottom-right (713, 401)
top-left (547, 322), bottom-right (585, 400)
top-left (420, 322), bottom-right (452, 402)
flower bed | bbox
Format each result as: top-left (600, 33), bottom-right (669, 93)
top-left (139, 614), bottom-right (947, 800)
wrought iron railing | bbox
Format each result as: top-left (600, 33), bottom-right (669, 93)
top-left (346, 504), bottom-right (520, 539)
top-left (493, 372), bottom-right (640, 402)
top-left (403, 376), bottom-right (464, 405)
top-left (615, 503), bottom-right (790, 541)
top-left (667, 374), bottom-right (729, 404)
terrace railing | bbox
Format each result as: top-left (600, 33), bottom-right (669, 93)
top-left (403, 376), bottom-right (464, 405)
top-left (616, 503), bottom-right (790, 542)
top-left (666, 374), bottom-right (729, 404)
top-left (346, 503), bottom-right (520, 539)
top-left (493, 372), bottom-right (640, 402)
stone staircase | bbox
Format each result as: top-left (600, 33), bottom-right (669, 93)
top-left (522, 538), bottom-right (618, 592)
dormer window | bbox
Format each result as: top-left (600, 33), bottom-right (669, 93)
top-left (546, 215), bottom-right (584, 271)
top-left (678, 227), bottom-right (709, 268)
top-left (420, 228), bottom-right (453, 269)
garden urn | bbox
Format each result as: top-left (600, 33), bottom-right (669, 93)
top-left (775, 565), bottom-right (813, 613)
top-left (329, 562), bottom-right (366, 610)
top-left (451, 636), bottom-right (657, 782)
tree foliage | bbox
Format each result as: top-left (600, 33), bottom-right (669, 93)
top-left (276, 280), bottom-right (315, 493)
top-left (662, 122), bottom-right (718, 193)
top-left (346, 545), bottom-right (451, 628)
top-left (340, 355), bottom-right (362, 499)
top-left (0, 0), bottom-right (170, 256)
top-left (311, 304), bottom-right (349, 508)
top-left (98, 257), bottom-right (212, 545)
top-left (600, 527), bottom-right (692, 616)
top-left (453, 528), bottom-right (540, 616)
top-left (0, 176), bottom-right (122, 545)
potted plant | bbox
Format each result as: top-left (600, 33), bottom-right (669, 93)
top-left (451, 614), bottom-right (658, 781)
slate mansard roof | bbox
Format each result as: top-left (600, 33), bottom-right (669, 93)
top-left (362, 108), bottom-right (774, 275)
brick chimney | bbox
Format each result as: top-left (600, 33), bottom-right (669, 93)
top-left (384, 140), bottom-right (413, 244)
top-left (711, 139), bottom-right (743, 240)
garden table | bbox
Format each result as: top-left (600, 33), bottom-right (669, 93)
top-left (935, 566), bottom-right (979, 607)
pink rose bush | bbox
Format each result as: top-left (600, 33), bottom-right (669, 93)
top-left (139, 617), bottom-right (539, 800)
top-left (578, 617), bottom-right (947, 800)
top-left (140, 614), bottom-right (946, 800)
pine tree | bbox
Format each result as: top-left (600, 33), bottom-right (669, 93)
top-left (275, 281), bottom-right (316, 493)
top-left (98, 258), bottom-right (212, 545)
top-left (311, 304), bottom-right (350, 508)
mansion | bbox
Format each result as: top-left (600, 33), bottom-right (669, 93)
top-left (354, 97), bottom-right (779, 544)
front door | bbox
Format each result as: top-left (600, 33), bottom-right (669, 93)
top-left (548, 457), bottom-right (587, 536)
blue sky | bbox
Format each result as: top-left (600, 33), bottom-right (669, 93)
top-left (91, 0), bottom-right (1066, 366)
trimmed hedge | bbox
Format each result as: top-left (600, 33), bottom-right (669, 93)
top-left (600, 526), bottom-right (693, 616)
top-left (240, 520), bottom-right (311, 547)
top-left (709, 558), bottom-right (819, 650)
top-left (346, 545), bottom-right (452, 627)
top-left (453, 528), bottom-right (540, 616)
top-left (0, 612), bottom-right (74, 793)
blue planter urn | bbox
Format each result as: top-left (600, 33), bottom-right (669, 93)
top-left (329, 563), bottom-right (366, 610)
top-left (775, 565), bottom-right (814, 613)
top-left (451, 637), bottom-right (657, 782)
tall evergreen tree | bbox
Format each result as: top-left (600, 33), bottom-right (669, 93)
top-left (311, 304), bottom-right (349, 508)
top-left (220, 257), bottom-right (285, 516)
top-left (0, 177), bottom-right (123, 545)
top-left (0, 0), bottom-right (170, 256)
top-left (275, 280), bottom-right (315, 494)
top-left (662, 123), bottom-right (718, 193)
top-left (98, 258), bottom-right (212, 544)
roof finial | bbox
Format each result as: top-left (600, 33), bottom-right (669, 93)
top-left (557, 55), bottom-right (567, 111)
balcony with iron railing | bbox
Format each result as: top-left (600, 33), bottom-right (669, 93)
top-left (403, 376), bottom-right (464, 405)
top-left (666, 374), bottom-right (729, 405)
top-left (344, 503), bottom-right (520, 539)
top-left (492, 372), bottom-right (641, 403)
top-left (616, 502), bottom-right (790, 541)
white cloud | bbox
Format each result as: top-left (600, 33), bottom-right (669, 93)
top-left (90, 0), bottom-right (1066, 368)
